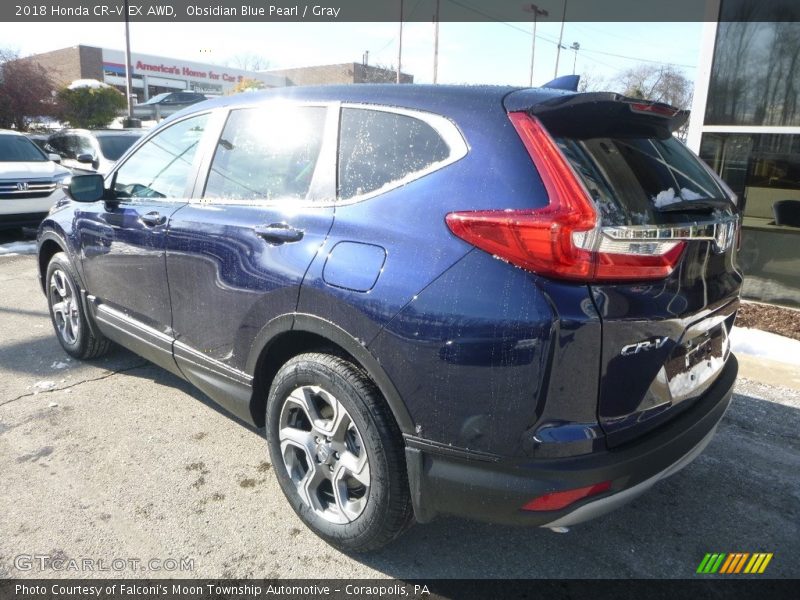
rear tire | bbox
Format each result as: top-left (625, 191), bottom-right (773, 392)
top-left (45, 252), bottom-right (111, 360)
top-left (266, 352), bottom-right (413, 551)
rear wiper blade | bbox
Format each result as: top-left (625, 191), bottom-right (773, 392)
top-left (656, 199), bottom-right (731, 213)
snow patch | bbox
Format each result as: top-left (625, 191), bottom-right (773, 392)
top-left (652, 187), bottom-right (707, 208)
top-left (730, 327), bottom-right (800, 366)
top-left (680, 187), bottom-right (704, 200)
top-left (50, 361), bottom-right (69, 370)
top-left (67, 79), bottom-right (111, 90)
top-left (653, 188), bottom-right (680, 208)
top-left (0, 241), bottom-right (37, 256)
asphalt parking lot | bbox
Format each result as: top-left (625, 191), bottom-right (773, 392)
top-left (0, 237), bottom-right (798, 579)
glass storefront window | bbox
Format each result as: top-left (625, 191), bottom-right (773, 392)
top-left (699, 133), bottom-right (800, 219)
top-left (700, 132), bottom-right (800, 307)
top-left (706, 0), bottom-right (800, 126)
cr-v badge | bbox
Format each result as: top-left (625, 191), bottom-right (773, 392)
top-left (621, 337), bottom-right (669, 356)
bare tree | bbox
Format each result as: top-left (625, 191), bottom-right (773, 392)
top-left (0, 49), bottom-right (56, 130)
top-left (615, 63), bottom-right (692, 110)
top-left (228, 77), bottom-right (266, 95)
top-left (228, 53), bottom-right (271, 72)
top-left (577, 70), bottom-right (609, 93)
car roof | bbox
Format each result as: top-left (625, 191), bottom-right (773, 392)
top-left (50, 129), bottom-right (144, 137)
top-left (184, 84), bottom-right (574, 117)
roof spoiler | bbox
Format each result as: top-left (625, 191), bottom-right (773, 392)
top-left (540, 75), bottom-right (580, 92)
top-left (506, 92), bottom-right (689, 138)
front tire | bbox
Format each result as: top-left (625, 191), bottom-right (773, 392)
top-left (266, 352), bottom-right (413, 551)
top-left (45, 252), bottom-right (111, 360)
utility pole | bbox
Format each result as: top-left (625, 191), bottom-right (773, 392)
top-left (122, 0), bottom-right (139, 128)
top-left (570, 42), bottom-right (580, 75)
top-left (523, 3), bottom-right (548, 87)
top-left (397, 0), bottom-right (404, 84)
top-left (554, 0), bottom-right (567, 78)
top-left (433, 0), bottom-right (440, 84)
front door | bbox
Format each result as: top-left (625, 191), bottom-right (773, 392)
top-left (165, 103), bottom-right (337, 419)
top-left (77, 112), bottom-right (212, 369)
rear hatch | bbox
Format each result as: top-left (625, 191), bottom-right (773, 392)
top-left (506, 91), bottom-right (742, 447)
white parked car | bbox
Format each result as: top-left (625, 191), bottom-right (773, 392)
top-left (0, 129), bottom-right (72, 230)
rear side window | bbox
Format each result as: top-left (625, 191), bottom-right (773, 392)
top-left (204, 106), bottom-right (326, 202)
top-left (338, 108), bottom-right (450, 200)
top-left (556, 135), bottom-right (727, 225)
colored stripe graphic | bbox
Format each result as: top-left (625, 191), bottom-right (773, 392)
top-left (758, 554), bottom-right (773, 573)
top-left (699, 553), bottom-right (773, 574)
top-left (719, 554), bottom-right (736, 574)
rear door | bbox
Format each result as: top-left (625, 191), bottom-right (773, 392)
top-left (164, 102), bottom-right (336, 418)
top-left (512, 92), bottom-right (742, 446)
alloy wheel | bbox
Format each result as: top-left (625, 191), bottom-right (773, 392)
top-left (278, 385), bottom-right (370, 524)
top-left (49, 268), bottom-right (80, 346)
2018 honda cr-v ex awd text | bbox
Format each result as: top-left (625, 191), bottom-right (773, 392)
top-left (37, 83), bottom-right (742, 551)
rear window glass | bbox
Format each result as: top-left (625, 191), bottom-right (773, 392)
top-left (338, 108), bottom-right (450, 200)
top-left (556, 135), bottom-right (727, 225)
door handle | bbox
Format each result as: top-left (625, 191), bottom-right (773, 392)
top-left (254, 223), bottom-right (305, 244)
top-left (140, 211), bottom-right (166, 227)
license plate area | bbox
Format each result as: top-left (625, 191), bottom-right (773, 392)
top-left (665, 323), bottom-right (729, 403)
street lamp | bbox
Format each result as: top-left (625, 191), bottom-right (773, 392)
top-left (397, 0), bottom-right (404, 84)
top-left (554, 0), bottom-right (567, 77)
top-left (523, 3), bottom-right (549, 87)
top-left (570, 41), bottom-right (580, 75)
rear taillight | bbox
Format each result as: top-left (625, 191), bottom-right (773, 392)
top-left (445, 112), bottom-right (685, 283)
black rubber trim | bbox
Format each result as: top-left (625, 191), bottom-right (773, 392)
top-left (408, 355), bottom-right (737, 525)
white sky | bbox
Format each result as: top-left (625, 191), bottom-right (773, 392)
top-left (1, 21), bottom-right (703, 87)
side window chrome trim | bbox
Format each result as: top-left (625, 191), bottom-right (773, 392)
top-left (336, 103), bottom-right (469, 206)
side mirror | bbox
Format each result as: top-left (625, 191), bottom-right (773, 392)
top-left (66, 174), bottom-right (105, 203)
top-left (48, 153), bottom-right (62, 163)
top-left (76, 153), bottom-right (95, 164)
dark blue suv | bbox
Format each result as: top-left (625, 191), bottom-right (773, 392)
top-left (37, 84), bottom-right (741, 551)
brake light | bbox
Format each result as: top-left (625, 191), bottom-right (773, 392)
top-left (445, 113), bottom-right (685, 283)
top-left (522, 480), bottom-right (612, 512)
top-left (628, 102), bottom-right (680, 117)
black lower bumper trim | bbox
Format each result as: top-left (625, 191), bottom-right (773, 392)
top-left (407, 354), bottom-right (737, 526)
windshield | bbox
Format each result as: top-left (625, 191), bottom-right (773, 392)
top-left (141, 93), bottom-right (170, 105)
top-left (0, 134), bottom-right (48, 162)
top-left (555, 135), bottom-right (729, 226)
top-left (98, 135), bottom-right (140, 161)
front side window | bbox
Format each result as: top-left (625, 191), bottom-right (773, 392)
top-left (114, 113), bottom-right (209, 199)
top-left (338, 108), bottom-right (451, 200)
top-left (204, 106), bottom-right (326, 202)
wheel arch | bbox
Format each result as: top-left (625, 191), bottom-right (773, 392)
top-left (37, 232), bottom-right (68, 294)
top-left (247, 313), bottom-right (415, 435)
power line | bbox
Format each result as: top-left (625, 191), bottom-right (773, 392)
top-left (444, 0), bottom-right (697, 70)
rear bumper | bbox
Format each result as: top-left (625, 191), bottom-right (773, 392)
top-left (406, 354), bottom-right (737, 526)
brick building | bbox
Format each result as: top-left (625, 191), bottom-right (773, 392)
top-left (25, 45), bottom-right (287, 102)
top-left (266, 63), bottom-right (413, 86)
